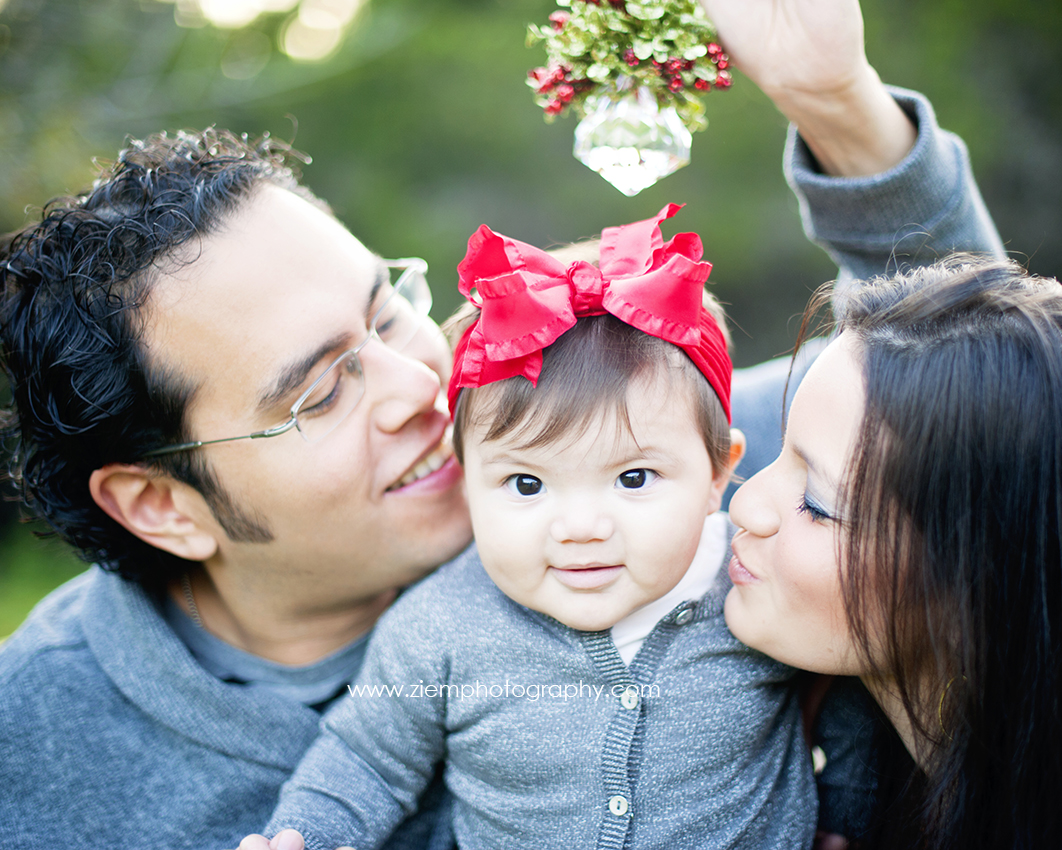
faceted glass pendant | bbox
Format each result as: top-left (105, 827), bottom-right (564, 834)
top-left (573, 85), bottom-right (693, 197)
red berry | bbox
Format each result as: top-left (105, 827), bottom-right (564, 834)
top-left (623, 48), bottom-right (639, 66)
top-left (556, 83), bottom-right (575, 102)
top-left (544, 100), bottom-right (564, 115)
top-left (707, 42), bottom-right (722, 56)
top-left (549, 11), bottom-right (569, 31)
top-left (668, 75), bottom-right (684, 91)
top-left (716, 58), bottom-right (729, 70)
top-left (694, 78), bottom-right (710, 91)
top-left (715, 70), bottom-right (732, 88)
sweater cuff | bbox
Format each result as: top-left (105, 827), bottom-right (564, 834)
top-left (783, 87), bottom-right (967, 250)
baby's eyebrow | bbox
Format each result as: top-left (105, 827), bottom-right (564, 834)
top-left (479, 451), bottom-right (537, 468)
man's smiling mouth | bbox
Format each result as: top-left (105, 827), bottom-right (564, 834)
top-left (388, 436), bottom-right (455, 491)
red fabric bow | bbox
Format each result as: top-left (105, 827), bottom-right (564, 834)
top-left (447, 203), bottom-right (732, 421)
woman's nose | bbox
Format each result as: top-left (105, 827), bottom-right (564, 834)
top-left (728, 465), bottom-right (781, 538)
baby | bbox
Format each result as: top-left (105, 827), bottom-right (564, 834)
top-left (255, 205), bottom-right (815, 849)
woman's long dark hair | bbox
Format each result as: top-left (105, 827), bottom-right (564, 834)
top-left (803, 256), bottom-right (1062, 848)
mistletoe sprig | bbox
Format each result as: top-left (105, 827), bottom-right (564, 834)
top-left (527, 0), bottom-right (732, 133)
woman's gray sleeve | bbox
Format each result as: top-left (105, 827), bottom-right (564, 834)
top-left (784, 86), bottom-right (1006, 296)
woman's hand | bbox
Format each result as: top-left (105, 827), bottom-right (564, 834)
top-left (697, 0), bottom-right (916, 177)
top-left (696, 0), bottom-right (867, 104)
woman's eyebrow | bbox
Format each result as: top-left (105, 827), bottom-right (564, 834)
top-left (791, 441), bottom-right (840, 492)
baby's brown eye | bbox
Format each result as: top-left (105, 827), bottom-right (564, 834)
top-left (618, 469), bottom-right (652, 489)
top-left (507, 474), bottom-right (543, 496)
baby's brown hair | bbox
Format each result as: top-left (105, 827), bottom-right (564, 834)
top-left (444, 239), bottom-right (733, 476)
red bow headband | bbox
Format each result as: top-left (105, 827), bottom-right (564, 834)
top-left (447, 203), bottom-right (732, 422)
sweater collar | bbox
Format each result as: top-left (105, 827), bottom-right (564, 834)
top-left (81, 567), bottom-right (322, 769)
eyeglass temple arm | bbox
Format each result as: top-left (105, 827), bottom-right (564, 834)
top-left (139, 418), bottom-right (299, 459)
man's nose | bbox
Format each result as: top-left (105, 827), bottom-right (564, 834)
top-left (359, 337), bottom-right (445, 432)
top-left (549, 497), bottom-right (614, 544)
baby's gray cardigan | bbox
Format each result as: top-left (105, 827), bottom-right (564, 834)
top-left (267, 538), bottom-right (817, 850)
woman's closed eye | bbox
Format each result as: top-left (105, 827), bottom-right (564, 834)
top-left (796, 492), bottom-right (833, 523)
top-left (617, 468), bottom-right (658, 490)
top-left (506, 474), bottom-right (544, 497)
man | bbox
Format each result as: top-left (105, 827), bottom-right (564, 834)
top-left (0, 0), bottom-right (1002, 845)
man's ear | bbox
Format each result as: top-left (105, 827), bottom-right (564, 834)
top-left (88, 464), bottom-right (219, 562)
top-left (706, 427), bottom-right (746, 515)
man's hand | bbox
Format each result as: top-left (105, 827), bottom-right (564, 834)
top-left (697, 0), bottom-right (916, 177)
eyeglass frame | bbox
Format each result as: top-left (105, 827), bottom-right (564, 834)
top-left (140, 257), bottom-right (432, 459)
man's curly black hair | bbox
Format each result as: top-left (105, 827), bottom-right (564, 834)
top-left (0, 128), bottom-right (327, 589)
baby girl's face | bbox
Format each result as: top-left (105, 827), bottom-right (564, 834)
top-left (461, 376), bottom-right (731, 631)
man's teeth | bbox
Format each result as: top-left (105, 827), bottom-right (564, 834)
top-left (391, 441), bottom-right (453, 489)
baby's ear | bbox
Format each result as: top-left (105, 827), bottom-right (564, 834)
top-left (706, 428), bottom-right (746, 514)
top-left (724, 428), bottom-right (746, 477)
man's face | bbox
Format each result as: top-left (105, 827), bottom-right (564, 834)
top-left (145, 184), bottom-right (471, 604)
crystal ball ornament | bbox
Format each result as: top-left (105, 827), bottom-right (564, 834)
top-left (574, 86), bottom-right (693, 197)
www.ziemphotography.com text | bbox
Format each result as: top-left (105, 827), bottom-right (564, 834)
top-left (347, 679), bottom-right (659, 702)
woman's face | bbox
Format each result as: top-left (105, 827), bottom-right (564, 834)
top-left (725, 333), bottom-right (871, 675)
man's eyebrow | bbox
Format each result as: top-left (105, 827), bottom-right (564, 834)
top-left (365, 261), bottom-right (387, 323)
top-left (257, 332), bottom-right (353, 413)
top-left (256, 263), bottom-right (389, 413)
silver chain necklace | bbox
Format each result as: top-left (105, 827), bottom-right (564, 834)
top-left (181, 572), bottom-right (204, 629)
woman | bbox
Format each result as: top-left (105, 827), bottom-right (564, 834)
top-left (725, 256), bottom-right (1062, 848)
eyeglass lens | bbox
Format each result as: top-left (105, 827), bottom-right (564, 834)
top-left (293, 265), bottom-right (433, 444)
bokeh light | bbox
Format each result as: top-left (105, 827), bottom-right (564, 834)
top-left (158, 0), bottom-right (364, 60)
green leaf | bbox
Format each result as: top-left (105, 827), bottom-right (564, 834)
top-left (626, 3), bottom-right (667, 22)
top-left (632, 41), bottom-right (654, 60)
top-left (587, 62), bottom-right (612, 81)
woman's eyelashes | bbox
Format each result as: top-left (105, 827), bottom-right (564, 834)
top-left (617, 468), bottom-right (657, 490)
top-left (505, 474), bottom-right (543, 497)
top-left (797, 491), bottom-right (833, 523)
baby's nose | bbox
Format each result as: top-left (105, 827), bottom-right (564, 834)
top-left (550, 498), bottom-right (614, 543)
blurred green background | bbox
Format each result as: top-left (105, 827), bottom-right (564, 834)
top-left (1, 0), bottom-right (1060, 636)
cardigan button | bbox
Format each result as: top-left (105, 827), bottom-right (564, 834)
top-left (620, 686), bottom-right (639, 710)
top-left (674, 607), bottom-right (694, 626)
top-left (608, 795), bottom-right (630, 817)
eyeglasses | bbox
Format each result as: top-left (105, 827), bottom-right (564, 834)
top-left (141, 258), bottom-right (433, 459)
